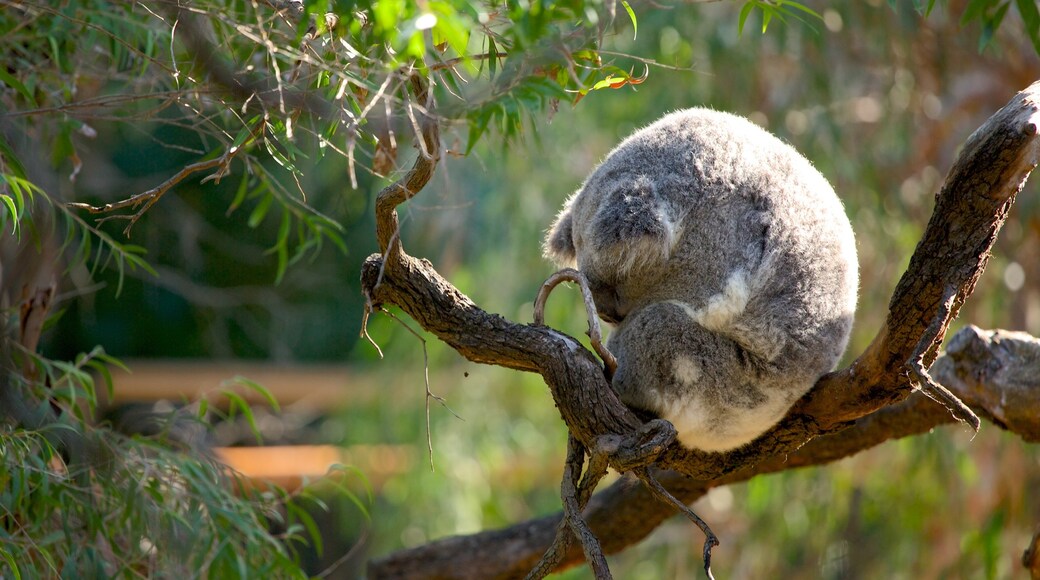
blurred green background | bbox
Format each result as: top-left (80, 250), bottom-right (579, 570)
top-left (40, 1), bottom-right (1040, 578)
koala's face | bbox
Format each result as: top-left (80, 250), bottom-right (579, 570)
top-left (543, 199), bottom-right (632, 323)
top-left (584, 275), bottom-right (625, 324)
top-left (543, 173), bottom-right (678, 324)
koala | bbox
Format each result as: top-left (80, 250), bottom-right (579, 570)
top-left (544, 108), bottom-right (858, 452)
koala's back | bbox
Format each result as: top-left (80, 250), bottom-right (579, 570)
top-left (544, 108), bottom-right (859, 452)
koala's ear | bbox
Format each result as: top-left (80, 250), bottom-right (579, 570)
top-left (590, 178), bottom-right (676, 274)
top-left (543, 207), bottom-right (577, 266)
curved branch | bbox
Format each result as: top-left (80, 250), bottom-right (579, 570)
top-left (533, 268), bottom-right (618, 377)
top-left (66, 137), bottom-right (251, 236)
top-left (368, 325), bottom-right (1040, 578)
top-left (374, 74), bottom-right (440, 262)
top-left (655, 79), bottom-right (1040, 477)
top-left (362, 81), bottom-right (1040, 577)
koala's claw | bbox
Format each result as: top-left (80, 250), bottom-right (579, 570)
top-left (608, 418), bottom-right (677, 472)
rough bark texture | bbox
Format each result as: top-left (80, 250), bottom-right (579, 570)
top-left (362, 81), bottom-right (1040, 578)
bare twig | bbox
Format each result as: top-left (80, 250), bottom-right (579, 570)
top-left (906, 284), bottom-right (981, 431)
top-left (359, 302), bottom-right (385, 359)
top-left (381, 308), bottom-right (462, 472)
top-left (532, 434), bottom-right (613, 579)
top-left (634, 468), bottom-right (718, 580)
top-left (429, 51), bottom-right (508, 72)
top-left (527, 435), bottom-right (587, 579)
top-left (66, 127), bottom-right (255, 236)
top-left (534, 268), bottom-right (618, 378)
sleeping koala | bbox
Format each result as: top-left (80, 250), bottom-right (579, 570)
top-left (544, 108), bottom-right (858, 452)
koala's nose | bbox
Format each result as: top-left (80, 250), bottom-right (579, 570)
top-left (594, 294), bottom-right (627, 324)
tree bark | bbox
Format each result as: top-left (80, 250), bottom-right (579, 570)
top-left (362, 81), bottom-right (1040, 578)
top-left (368, 324), bottom-right (1040, 578)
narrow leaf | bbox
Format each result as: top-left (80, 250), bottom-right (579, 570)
top-left (621, 0), bottom-right (638, 40)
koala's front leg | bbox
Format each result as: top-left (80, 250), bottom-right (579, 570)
top-left (609, 301), bottom-right (792, 453)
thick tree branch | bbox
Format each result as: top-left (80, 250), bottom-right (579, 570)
top-left (368, 325), bottom-right (1040, 578)
top-left (362, 81), bottom-right (1040, 577)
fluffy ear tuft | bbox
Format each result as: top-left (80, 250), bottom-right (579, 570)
top-left (543, 207), bottom-right (577, 266)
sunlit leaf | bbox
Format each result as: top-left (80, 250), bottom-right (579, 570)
top-left (621, 0), bottom-right (637, 40)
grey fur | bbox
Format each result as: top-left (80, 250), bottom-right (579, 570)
top-left (544, 108), bottom-right (858, 452)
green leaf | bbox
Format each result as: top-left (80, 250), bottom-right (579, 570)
top-left (323, 464), bottom-right (374, 518)
top-left (1, 195), bottom-right (19, 235)
top-left (228, 173), bottom-right (253, 215)
top-left (488, 35), bottom-right (498, 78)
top-left (0, 68), bottom-right (37, 108)
top-left (738, 1), bottom-right (756, 35)
top-left (248, 193), bottom-right (274, 228)
top-left (465, 108), bottom-right (492, 154)
top-left (287, 503), bottom-right (323, 557)
top-left (85, 359), bottom-right (114, 401)
top-left (0, 133), bottom-right (27, 179)
top-left (961, 0), bottom-right (993, 25)
top-left (978, 2), bottom-right (1011, 50)
top-left (221, 390), bottom-right (263, 443)
top-left (777, 0), bottom-right (821, 20)
top-left (1016, 0), bottom-right (1040, 54)
top-left (0, 548), bottom-right (22, 580)
top-left (269, 210), bottom-right (291, 284)
top-left (621, 0), bottom-right (637, 40)
top-left (228, 375), bottom-right (280, 412)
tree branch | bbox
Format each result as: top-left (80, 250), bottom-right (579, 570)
top-left (66, 134), bottom-right (253, 236)
top-left (361, 81), bottom-right (1040, 577)
top-left (368, 324), bottom-right (1040, 578)
top-left (373, 74), bottom-right (440, 263)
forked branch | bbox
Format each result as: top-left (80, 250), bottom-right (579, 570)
top-left (374, 73), bottom-right (440, 264)
top-left (363, 81), bottom-right (1040, 578)
top-left (66, 135), bottom-right (252, 236)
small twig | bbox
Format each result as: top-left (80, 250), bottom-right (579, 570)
top-left (562, 450), bottom-right (611, 578)
top-left (526, 435), bottom-right (587, 579)
top-left (528, 420), bottom-right (682, 578)
top-left (67, 126), bottom-right (257, 236)
top-left (428, 51), bottom-right (508, 72)
top-left (528, 434), bottom-right (612, 579)
top-left (382, 308), bottom-right (462, 472)
top-left (907, 285), bottom-right (981, 432)
top-left (634, 467), bottom-right (719, 580)
top-left (359, 299), bottom-right (384, 359)
top-left (595, 49), bottom-right (698, 72)
top-left (533, 268), bottom-right (617, 377)
top-left (317, 526), bottom-right (370, 578)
